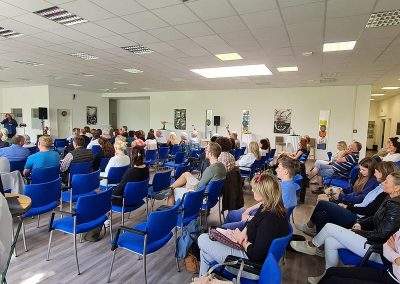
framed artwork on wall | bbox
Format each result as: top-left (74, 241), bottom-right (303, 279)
top-left (273, 109), bottom-right (292, 134)
top-left (174, 109), bottom-right (186, 130)
top-left (86, 106), bottom-right (97, 125)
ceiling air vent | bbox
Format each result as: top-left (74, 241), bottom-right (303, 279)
top-left (0, 26), bottom-right (23, 38)
top-left (366, 10), bottom-right (400, 28)
top-left (34, 6), bottom-right (88, 26)
top-left (121, 45), bottom-right (153, 55)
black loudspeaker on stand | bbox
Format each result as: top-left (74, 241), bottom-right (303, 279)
top-left (214, 116), bottom-right (220, 134)
top-left (38, 107), bottom-right (48, 135)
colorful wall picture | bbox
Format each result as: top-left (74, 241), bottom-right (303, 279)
top-left (368, 121), bottom-right (375, 138)
top-left (273, 109), bottom-right (292, 134)
top-left (396, 122), bottom-right (400, 135)
top-left (242, 110), bottom-right (250, 133)
top-left (86, 106), bottom-right (97, 125)
top-left (317, 110), bottom-right (330, 150)
top-left (174, 109), bottom-right (186, 130)
top-left (205, 109), bottom-right (213, 139)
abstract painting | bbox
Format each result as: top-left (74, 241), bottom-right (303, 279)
top-left (86, 106), bottom-right (97, 125)
top-left (174, 109), bottom-right (186, 130)
top-left (273, 109), bottom-right (292, 134)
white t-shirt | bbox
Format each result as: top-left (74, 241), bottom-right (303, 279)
top-left (145, 139), bottom-right (157, 150)
top-left (382, 153), bottom-right (400, 163)
top-left (260, 149), bottom-right (269, 157)
top-left (236, 153), bottom-right (256, 168)
top-left (86, 139), bottom-right (100, 150)
top-left (101, 154), bottom-right (130, 177)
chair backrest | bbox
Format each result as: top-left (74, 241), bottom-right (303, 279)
top-left (146, 203), bottom-right (179, 243)
top-left (174, 164), bottom-right (188, 179)
top-left (71, 170), bottom-right (100, 196)
top-left (107, 165), bottom-right (129, 184)
top-left (24, 178), bottom-right (61, 210)
top-left (28, 147), bottom-right (39, 155)
top-left (69, 161), bottom-right (92, 178)
top-left (174, 152), bottom-right (185, 164)
top-left (327, 151), bottom-right (333, 161)
top-left (298, 151), bottom-right (309, 163)
top-left (286, 206), bottom-right (295, 221)
top-left (205, 179), bottom-right (225, 209)
top-left (181, 186), bottom-right (206, 223)
top-left (145, 149), bottom-right (157, 161)
top-left (158, 147), bottom-right (169, 160)
top-left (170, 144), bottom-right (182, 156)
top-left (259, 253), bottom-right (281, 284)
top-left (396, 161), bottom-right (400, 169)
top-left (293, 174), bottom-right (303, 187)
top-left (349, 166), bottom-right (360, 185)
top-left (269, 149), bottom-right (276, 159)
top-left (75, 188), bottom-right (112, 224)
top-left (152, 170), bottom-right (172, 192)
top-left (99, 157), bottom-right (110, 172)
top-left (31, 166), bottom-right (60, 184)
top-left (54, 139), bottom-right (67, 148)
top-left (91, 145), bottom-right (102, 156)
top-left (9, 159), bottom-right (26, 172)
top-left (123, 180), bottom-right (149, 207)
top-left (268, 224), bottom-right (293, 262)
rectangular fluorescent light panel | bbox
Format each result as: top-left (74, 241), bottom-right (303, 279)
top-left (122, 45), bottom-right (153, 55)
top-left (191, 64), bottom-right (272, 78)
top-left (370, 98), bottom-right (375, 101)
top-left (215, 53), bottom-right (243, 61)
top-left (323, 41), bottom-right (356, 52)
top-left (14, 60), bottom-right (44, 67)
top-left (123, 68), bottom-right (143, 74)
top-left (277, 66), bottom-right (298, 72)
top-left (114, 81), bottom-right (128, 85)
top-left (366, 10), bottom-right (400, 28)
top-left (34, 6), bottom-right (88, 26)
top-left (371, 93), bottom-right (385, 97)
top-left (68, 83), bottom-right (82, 87)
top-left (382, 86), bottom-right (400, 90)
top-left (0, 26), bottom-right (23, 38)
top-left (70, 52), bottom-right (98, 60)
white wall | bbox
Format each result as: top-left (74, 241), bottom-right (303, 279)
top-left (0, 85), bottom-right (50, 141)
top-left (105, 85), bottom-right (371, 159)
top-left (116, 97), bottom-right (150, 131)
top-left (49, 86), bottom-right (110, 137)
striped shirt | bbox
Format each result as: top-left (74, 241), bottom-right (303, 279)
top-left (332, 152), bottom-right (359, 178)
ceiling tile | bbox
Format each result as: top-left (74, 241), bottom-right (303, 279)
top-left (241, 10), bottom-right (284, 30)
top-left (327, 0), bottom-right (376, 18)
top-left (287, 20), bottom-right (323, 46)
top-left (71, 22), bottom-right (116, 38)
top-left (278, 0), bottom-right (324, 8)
top-left (60, 0), bottom-right (115, 21)
top-left (0, 1), bottom-right (27, 17)
top-left (124, 31), bottom-right (161, 44)
top-left (153, 4), bottom-right (199, 25)
top-left (95, 17), bottom-right (140, 34)
top-left (206, 16), bottom-right (248, 33)
top-left (0, 18), bottom-right (43, 35)
top-left (374, 0), bottom-right (400, 11)
top-left (99, 35), bottom-right (137, 47)
top-left (168, 38), bottom-right (210, 56)
top-left (1, 0), bottom-right (51, 11)
top-left (90, 0), bottom-right (146, 16)
top-left (186, 0), bottom-right (237, 20)
top-left (123, 11), bottom-right (169, 30)
top-left (229, 0), bottom-right (277, 14)
top-left (175, 21), bottom-right (215, 37)
top-left (325, 14), bottom-right (369, 42)
top-left (281, 1), bottom-right (325, 25)
top-left (136, 0), bottom-right (181, 9)
top-left (147, 26), bottom-right (186, 41)
top-left (192, 34), bottom-right (234, 53)
top-left (31, 32), bottom-right (74, 44)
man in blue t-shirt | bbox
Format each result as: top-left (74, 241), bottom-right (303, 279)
top-left (276, 156), bottom-right (300, 209)
top-left (0, 135), bottom-right (30, 161)
top-left (0, 113), bottom-right (18, 138)
top-left (24, 135), bottom-right (60, 176)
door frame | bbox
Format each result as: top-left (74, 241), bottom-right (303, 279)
top-left (57, 109), bottom-right (73, 138)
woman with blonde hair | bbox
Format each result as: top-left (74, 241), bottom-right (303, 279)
top-left (309, 141), bottom-right (347, 179)
top-left (197, 172), bottom-right (290, 276)
top-left (167, 132), bottom-right (180, 147)
top-left (0, 129), bottom-right (9, 148)
top-left (101, 139), bottom-right (130, 178)
top-left (236, 141), bottom-right (260, 168)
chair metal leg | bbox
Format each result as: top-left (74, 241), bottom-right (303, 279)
top-left (11, 225), bottom-right (17, 257)
top-left (107, 250), bottom-right (117, 283)
top-left (79, 234), bottom-right (83, 243)
top-left (145, 198), bottom-right (149, 216)
top-left (46, 230), bottom-right (53, 261)
top-left (109, 212), bottom-right (113, 243)
top-left (73, 233), bottom-right (81, 275)
top-left (121, 212), bottom-right (125, 226)
top-left (218, 198), bottom-right (222, 225)
top-left (174, 227), bottom-right (181, 272)
top-left (37, 215), bottom-right (40, 228)
top-left (21, 221), bottom-right (27, 252)
top-left (143, 252), bottom-right (147, 284)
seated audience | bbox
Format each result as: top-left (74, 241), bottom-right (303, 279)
top-left (145, 132), bottom-right (157, 150)
top-left (216, 137), bottom-right (236, 172)
top-left (86, 129), bottom-right (101, 149)
top-left (167, 132), bottom-right (180, 147)
top-left (298, 161), bottom-right (397, 235)
top-left (93, 137), bottom-right (115, 171)
top-left (310, 141), bottom-right (347, 175)
top-left (131, 131), bottom-right (145, 149)
top-left (126, 130), bottom-right (135, 144)
top-left (23, 135), bottom-right (59, 176)
top-left (0, 129), bottom-right (9, 148)
top-left (227, 130), bottom-right (240, 149)
top-left (286, 138), bottom-right (309, 160)
top-left (259, 138), bottom-right (271, 156)
top-left (190, 130), bottom-right (200, 145)
top-left (381, 137), bottom-right (400, 163)
top-left (60, 136), bottom-right (94, 173)
top-left (167, 142), bottom-right (226, 205)
top-left (111, 148), bottom-right (149, 206)
top-left (319, 229), bottom-right (400, 284)
top-left (101, 139), bottom-right (130, 178)
top-left (197, 172), bottom-right (289, 276)
top-left (291, 171), bottom-right (400, 283)
top-left (22, 135), bottom-right (36, 149)
top-left (67, 128), bottom-right (80, 142)
top-left (83, 126), bottom-right (92, 138)
top-left (236, 141), bottom-right (260, 168)
top-left (120, 126), bottom-right (128, 138)
top-left (0, 135), bottom-right (30, 161)
top-left (155, 129), bottom-right (167, 146)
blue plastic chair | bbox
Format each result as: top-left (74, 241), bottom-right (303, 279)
top-left (69, 161), bottom-right (92, 185)
top-left (47, 188), bottom-right (113, 275)
top-left (21, 178), bottom-right (61, 252)
top-left (91, 145), bottom-right (102, 156)
top-left (104, 165), bottom-right (129, 187)
top-left (9, 159), bottom-right (26, 172)
top-left (324, 166), bottom-right (359, 191)
top-left (178, 186), bottom-right (206, 227)
top-left (144, 150), bottom-right (157, 166)
top-left (147, 170), bottom-right (172, 208)
top-left (28, 147), bottom-right (39, 155)
top-left (165, 152), bottom-right (185, 169)
top-left (396, 161), bottom-right (400, 168)
top-left (327, 151), bottom-right (333, 161)
top-left (268, 149), bottom-right (276, 163)
top-left (112, 180), bottom-right (149, 225)
top-left (202, 179), bottom-right (225, 225)
top-left (30, 166), bottom-right (60, 184)
top-left (240, 159), bottom-right (264, 180)
top-left (174, 164), bottom-right (188, 181)
top-left (108, 203), bottom-right (180, 284)
top-left (99, 157), bottom-right (110, 172)
top-left (54, 139), bottom-right (67, 154)
top-left (62, 170), bottom-right (100, 212)
top-left (169, 144), bottom-right (182, 157)
top-left (233, 148), bottom-right (246, 160)
top-left (338, 248), bottom-right (384, 269)
top-left (157, 147), bottom-right (169, 165)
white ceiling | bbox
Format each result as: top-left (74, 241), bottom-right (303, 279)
top-left (0, 0), bottom-right (399, 94)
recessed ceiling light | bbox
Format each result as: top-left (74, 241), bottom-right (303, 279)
top-left (382, 86), bottom-right (400, 90)
top-left (370, 98), bottom-right (375, 101)
top-left (215, 53), bottom-right (243, 61)
top-left (81, 73), bottom-right (95, 77)
top-left (0, 26), bottom-right (23, 38)
top-left (123, 68), bottom-right (143, 74)
top-left (141, 87), bottom-right (152, 90)
top-left (70, 52), bottom-right (98, 61)
top-left (114, 81), bottom-right (128, 85)
top-left (366, 10), bottom-right (400, 28)
top-left (277, 66), bottom-right (298, 72)
top-left (0, 66), bottom-right (9, 71)
top-left (34, 6), bottom-right (88, 26)
top-left (68, 83), bottom-right (82, 87)
top-left (371, 93), bottom-right (385, 97)
top-left (302, 51), bottom-right (314, 56)
top-left (323, 41), bottom-right (357, 52)
top-left (191, 64), bottom-right (273, 78)
top-left (122, 45), bottom-right (153, 55)
top-left (13, 60), bottom-right (44, 67)
top-left (17, 78), bottom-right (31, 81)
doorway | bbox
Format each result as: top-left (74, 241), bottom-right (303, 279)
top-left (57, 109), bottom-right (72, 138)
top-left (109, 99), bottom-right (117, 129)
top-left (380, 118), bottom-right (392, 148)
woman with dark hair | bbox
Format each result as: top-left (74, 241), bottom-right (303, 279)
top-left (382, 137), bottom-right (400, 162)
top-left (93, 137), bottom-right (115, 170)
top-left (127, 130), bottom-right (135, 144)
top-left (145, 132), bottom-right (157, 150)
top-left (111, 148), bottom-right (149, 206)
top-left (131, 131), bottom-right (145, 149)
top-left (287, 138), bottom-right (309, 160)
top-left (259, 138), bottom-right (270, 157)
top-left (216, 136), bottom-right (236, 172)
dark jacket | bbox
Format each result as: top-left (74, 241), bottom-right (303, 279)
top-left (356, 196), bottom-right (400, 244)
top-left (338, 177), bottom-right (379, 205)
top-left (347, 192), bottom-right (388, 217)
top-left (222, 168), bottom-right (244, 211)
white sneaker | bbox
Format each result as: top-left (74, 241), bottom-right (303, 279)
top-left (104, 219), bottom-right (110, 228)
top-left (290, 241), bottom-right (317, 256)
top-left (307, 274), bottom-right (324, 284)
top-left (295, 223), bottom-right (316, 236)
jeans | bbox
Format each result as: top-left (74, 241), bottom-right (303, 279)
top-left (222, 207), bottom-right (258, 230)
top-left (313, 223), bottom-right (382, 269)
top-left (320, 165), bottom-right (334, 178)
top-left (198, 233), bottom-right (248, 276)
top-left (311, 201), bottom-right (358, 233)
top-left (315, 160), bottom-right (331, 170)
